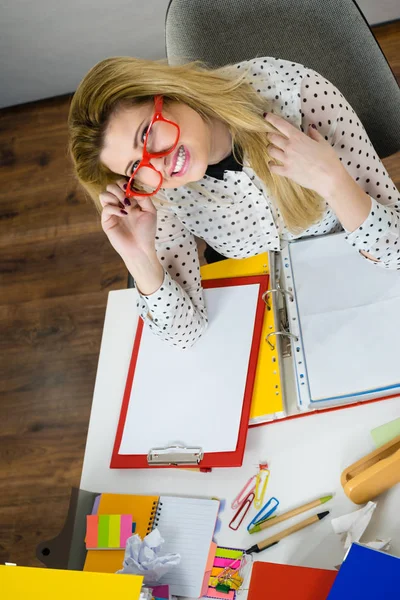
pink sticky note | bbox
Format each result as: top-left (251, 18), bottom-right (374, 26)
top-left (206, 587), bottom-right (235, 600)
top-left (120, 514), bottom-right (133, 548)
top-left (86, 515), bottom-right (99, 549)
top-left (214, 557), bottom-right (241, 569)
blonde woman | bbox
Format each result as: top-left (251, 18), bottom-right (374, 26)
top-left (69, 56), bottom-right (400, 349)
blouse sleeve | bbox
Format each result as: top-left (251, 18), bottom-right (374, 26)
top-left (300, 69), bottom-right (400, 269)
top-left (136, 201), bottom-right (208, 349)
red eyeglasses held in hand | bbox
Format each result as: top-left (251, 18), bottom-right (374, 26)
top-left (125, 96), bottom-right (180, 198)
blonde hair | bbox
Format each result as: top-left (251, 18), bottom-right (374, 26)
top-left (68, 57), bottom-right (324, 233)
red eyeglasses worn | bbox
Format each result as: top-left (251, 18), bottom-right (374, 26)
top-left (125, 95), bottom-right (181, 198)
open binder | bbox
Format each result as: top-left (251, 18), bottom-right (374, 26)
top-left (111, 274), bottom-right (269, 469)
top-left (274, 232), bottom-right (400, 417)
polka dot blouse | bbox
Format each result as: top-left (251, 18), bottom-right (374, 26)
top-left (137, 56), bottom-right (400, 349)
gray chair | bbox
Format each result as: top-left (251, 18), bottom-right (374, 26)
top-left (165, 0), bottom-right (400, 158)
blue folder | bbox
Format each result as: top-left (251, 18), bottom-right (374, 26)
top-left (327, 543), bottom-right (400, 599)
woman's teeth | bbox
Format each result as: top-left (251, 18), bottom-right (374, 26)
top-left (173, 145), bottom-right (186, 174)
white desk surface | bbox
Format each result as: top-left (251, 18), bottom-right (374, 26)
top-left (80, 288), bottom-right (400, 575)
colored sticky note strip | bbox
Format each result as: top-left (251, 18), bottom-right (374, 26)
top-left (120, 514), bottom-right (133, 548)
top-left (98, 515), bottom-right (110, 548)
top-left (371, 418), bottom-right (400, 447)
top-left (215, 548), bottom-right (243, 559)
top-left (211, 567), bottom-right (224, 577)
top-left (86, 515), bottom-right (98, 549)
top-left (214, 558), bottom-right (241, 569)
top-left (108, 515), bottom-right (120, 548)
top-left (206, 587), bottom-right (235, 600)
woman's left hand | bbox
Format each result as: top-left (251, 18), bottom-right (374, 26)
top-left (264, 113), bottom-right (348, 197)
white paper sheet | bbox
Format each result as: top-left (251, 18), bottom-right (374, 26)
top-left (289, 233), bottom-right (400, 403)
top-left (119, 283), bottom-right (260, 455)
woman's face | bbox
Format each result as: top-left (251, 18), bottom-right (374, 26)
top-left (100, 99), bottom-right (214, 190)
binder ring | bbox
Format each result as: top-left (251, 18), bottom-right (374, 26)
top-left (266, 331), bottom-right (299, 350)
top-left (262, 288), bottom-right (294, 310)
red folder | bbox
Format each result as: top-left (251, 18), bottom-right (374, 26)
top-left (111, 275), bottom-right (269, 469)
top-left (248, 562), bottom-right (337, 600)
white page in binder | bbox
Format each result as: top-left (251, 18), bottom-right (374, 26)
top-left (119, 283), bottom-right (260, 455)
top-left (155, 496), bottom-right (219, 597)
top-left (289, 233), bottom-right (400, 403)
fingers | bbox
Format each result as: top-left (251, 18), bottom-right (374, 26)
top-left (116, 178), bottom-right (129, 192)
top-left (101, 202), bottom-right (128, 223)
top-left (105, 182), bottom-right (126, 202)
top-left (134, 195), bottom-right (156, 214)
top-left (307, 123), bottom-right (325, 142)
top-left (264, 112), bottom-right (296, 137)
top-left (99, 191), bottom-right (126, 210)
top-left (267, 132), bottom-right (289, 150)
top-left (99, 182), bottom-right (156, 215)
top-left (268, 145), bottom-right (285, 162)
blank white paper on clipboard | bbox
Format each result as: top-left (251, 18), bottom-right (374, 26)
top-left (119, 283), bottom-right (260, 455)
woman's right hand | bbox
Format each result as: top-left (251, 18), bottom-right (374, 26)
top-left (99, 179), bottom-right (157, 261)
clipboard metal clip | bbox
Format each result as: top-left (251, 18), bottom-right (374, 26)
top-left (147, 444), bottom-right (204, 466)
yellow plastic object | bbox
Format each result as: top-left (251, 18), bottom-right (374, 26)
top-left (341, 435), bottom-right (400, 504)
top-left (1, 565), bottom-right (142, 600)
top-left (201, 253), bottom-right (284, 421)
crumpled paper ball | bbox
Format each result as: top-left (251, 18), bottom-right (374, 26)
top-left (117, 528), bottom-right (181, 584)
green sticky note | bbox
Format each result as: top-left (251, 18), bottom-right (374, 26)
top-left (215, 547), bottom-right (243, 559)
top-left (98, 515), bottom-right (110, 548)
top-left (108, 515), bottom-right (121, 548)
top-left (371, 418), bottom-right (400, 447)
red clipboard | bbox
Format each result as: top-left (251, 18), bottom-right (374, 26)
top-left (111, 275), bottom-right (269, 469)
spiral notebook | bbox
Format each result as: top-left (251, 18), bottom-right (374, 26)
top-left (84, 493), bottom-right (220, 598)
top-left (281, 232), bottom-right (400, 410)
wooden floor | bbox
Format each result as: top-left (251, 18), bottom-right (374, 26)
top-left (1, 21), bottom-right (399, 567)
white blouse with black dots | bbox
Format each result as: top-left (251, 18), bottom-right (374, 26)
top-left (136, 57), bottom-right (400, 349)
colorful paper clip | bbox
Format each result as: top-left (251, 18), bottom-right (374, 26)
top-left (213, 553), bottom-right (247, 591)
top-left (254, 464), bottom-right (270, 509)
top-left (246, 496), bottom-right (279, 531)
top-left (231, 475), bottom-right (257, 510)
top-left (229, 491), bottom-right (255, 530)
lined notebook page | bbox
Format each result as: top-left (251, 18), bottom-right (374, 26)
top-left (155, 496), bottom-right (219, 598)
top-left (289, 233), bottom-right (400, 403)
top-left (119, 283), bottom-right (260, 454)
